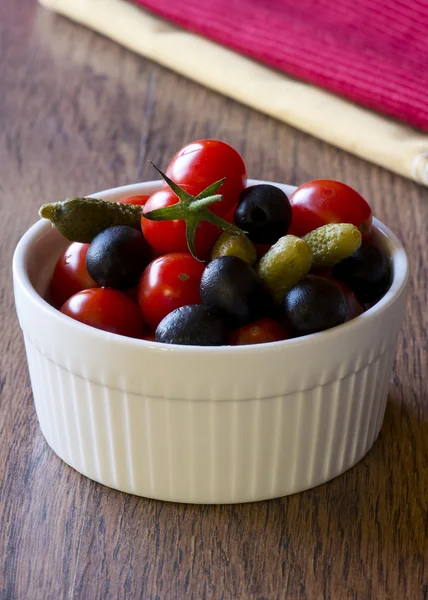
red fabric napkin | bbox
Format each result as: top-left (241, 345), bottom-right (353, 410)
top-left (133, 0), bottom-right (428, 131)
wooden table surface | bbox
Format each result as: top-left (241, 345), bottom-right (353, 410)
top-left (1, 2), bottom-right (427, 599)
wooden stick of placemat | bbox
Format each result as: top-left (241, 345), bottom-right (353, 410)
top-left (40, 0), bottom-right (428, 187)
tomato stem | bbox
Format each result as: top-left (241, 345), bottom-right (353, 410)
top-left (143, 204), bottom-right (186, 221)
top-left (189, 195), bottom-right (223, 211)
top-left (195, 178), bottom-right (226, 198)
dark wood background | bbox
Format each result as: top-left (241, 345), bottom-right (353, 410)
top-left (1, 1), bottom-right (427, 598)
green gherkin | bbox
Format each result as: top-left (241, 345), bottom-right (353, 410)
top-left (39, 197), bottom-right (143, 243)
top-left (256, 235), bottom-right (312, 304)
top-left (303, 223), bottom-right (362, 270)
top-left (210, 231), bottom-right (257, 265)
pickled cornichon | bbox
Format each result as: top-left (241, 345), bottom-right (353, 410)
top-left (256, 235), bottom-right (312, 303)
top-left (303, 223), bottom-right (362, 270)
top-left (39, 197), bottom-right (143, 243)
top-left (210, 231), bottom-right (257, 265)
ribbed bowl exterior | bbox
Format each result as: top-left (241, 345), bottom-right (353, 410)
top-left (23, 336), bottom-right (397, 503)
top-left (13, 180), bottom-right (409, 504)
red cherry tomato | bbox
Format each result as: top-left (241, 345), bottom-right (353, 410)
top-left (118, 194), bottom-right (151, 206)
top-left (61, 288), bottom-right (145, 337)
top-left (289, 180), bottom-right (372, 238)
top-left (141, 332), bottom-right (156, 342)
top-left (138, 253), bottom-right (205, 330)
top-left (50, 242), bottom-right (99, 308)
top-left (166, 140), bottom-right (247, 217)
top-left (230, 318), bottom-right (288, 345)
top-left (317, 273), bottom-right (364, 322)
top-left (223, 207), bottom-right (238, 225)
top-left (142, 187), bottom-right (219, 258)
top-left (123, 286), bottom-right (140, 303)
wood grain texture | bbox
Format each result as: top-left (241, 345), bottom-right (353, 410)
top-left (0, 1), bottom-right (427, 599)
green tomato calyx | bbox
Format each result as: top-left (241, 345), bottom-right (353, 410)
top-left (143, 163), bottom-right (245, 260)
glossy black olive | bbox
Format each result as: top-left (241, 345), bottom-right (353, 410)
top-left (331, 243), bottom-right (391, 303)
top-left (86, 225), bottom-right (151, 289)
top-left (234, 184), bottom-right (292, 244)
top-left (155, 305), bottom-right (229, 346)
top-left (200, 256), bottom-right (273, 326)
top-left (282, 276), bottom-right (347, 337)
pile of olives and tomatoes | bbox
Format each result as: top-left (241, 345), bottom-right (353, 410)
top-left (43, 140), bottom-right (391, 346)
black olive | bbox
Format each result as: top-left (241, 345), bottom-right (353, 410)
top-left (331, 243), bottom-right (391, 303)
top-left (200, 256), bottom-right (274, 326)
top-left (155, 305), bottom-right (229, 346)
top-left (86, 225), bottom-right (151, 289)
top-left (234, 184), bottom-right (292, 244)
top-left (282, 276), bottom-right (347, 337)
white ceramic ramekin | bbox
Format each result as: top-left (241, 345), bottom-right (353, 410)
top-left (13, 180), bottom-right (409, 504)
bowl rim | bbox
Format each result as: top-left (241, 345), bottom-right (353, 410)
top-left (13, 179), bottom-right (409, 354)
